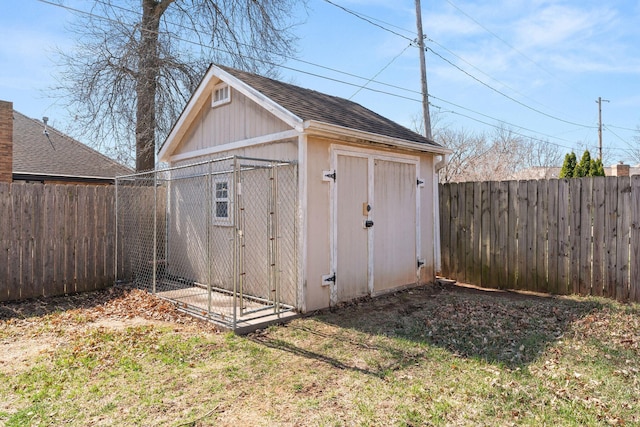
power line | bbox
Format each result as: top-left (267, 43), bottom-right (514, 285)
top-left (604, 124), bottom-right (636, 152)
top-left (322, 1), bottom-right (416, 37)
top-left (349, 43), bottom-right (412, 100)
top-left (428, 94), bottom-right (573, 144)
top-left (61, 0), bottom-right (422, 96)
top-left (322, 0), bottom-right (597, 130)
top-left (434, 106), bottom-right (576, 151)
top-left (428, 46), bottom-right (597, 129)
top-left (36, 0), bottom-right (635, 153)
top-left (427, 37), bottom-right (574, 120)
top-left (443, 0), bottom-right (582, 96)
top-left (322, 0), bottom-right (414, 42)
top-left (313, 1), bottom-right (638, 139)
top-left (607, 124), bottom-right (638, 132)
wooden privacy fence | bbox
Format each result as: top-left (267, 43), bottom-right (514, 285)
top-left (0, 182), bottom-right (116, 302)
top-left (439, 176), bottom-right (640, 303)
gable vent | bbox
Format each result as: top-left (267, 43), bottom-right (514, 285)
top-left (212, 83), bottom-right (231, 108)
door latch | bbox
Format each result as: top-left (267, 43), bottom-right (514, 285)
top-left (364, 220), bottom-right (374, 228)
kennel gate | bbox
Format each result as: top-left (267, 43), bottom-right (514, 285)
top-left (115, 156), bottom-right (298, 330)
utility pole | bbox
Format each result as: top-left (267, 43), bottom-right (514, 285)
top-left (415, 0), bottom-right (432, 140)
top-left (596, 96), bottom-right (609, 161)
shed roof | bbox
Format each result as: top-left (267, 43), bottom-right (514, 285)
top-left (217, 65), bottom-right (439, 147)
top-left (13, 111), bottom-right (132, 179)
top-left (160, 64), bottom-right (446, 161)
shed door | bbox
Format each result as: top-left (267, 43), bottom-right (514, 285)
top-left (332, 150), bottom-right (419, 305)
top-left (336, 154), bottom-right (370, 302)
top-left (373, 159), bottom-right (417, 293)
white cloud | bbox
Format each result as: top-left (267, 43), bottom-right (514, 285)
top-left (513, 4), bottom-right (617, 50)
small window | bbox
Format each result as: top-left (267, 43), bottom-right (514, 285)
top-left (213, 179), bottom-right (232, 224)
top-left (212, 83), bottom-right (231, 107)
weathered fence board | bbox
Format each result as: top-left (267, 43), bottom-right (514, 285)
top-left (458, 182), bottom-right (468, 283)
top-left (536, 179), bottom-right (548, 293)
top-left (0, 183), bottom-right (10, 300)
top-left (53, 185), bottom-right (67, 292)
top-left (630, 176), bottom-right (640, 302)
top-left (497, 181), bottom-right (509, 288)
top-left (506, 180), bottom-right (518, 287)
top-left (464, 183), bottom-right (475, 283)
top-left (604, 177), bottom-right (618, 299)
top-left (579, 178), bottom-right (593, 296)
top-left (0, 182), bottom-right (117, 302)
top-left (516, 181), bottom-right (528, 290)
top-left (592, 178), bottom-right (605, 296)
top-left (471, 182), bottom-right (482, 285)
top-left (439, 184), bottom-right (450, 277)
top-left (449, 183), bottom-right (459, 281)
top-left (10, 183), bottom-right (23, 300)
top-left (546, 179), bottom-right (559, 294)
top-left (480, 182), bottom-right (491, 287)
top-left (616, 177), bottom-right (631, 301)
top-left (439, 176), bottom-right (640, 303)
top-left (569, 179), bottom-right (581, 296)
top-left (557, 179), bottom-right (570, 295)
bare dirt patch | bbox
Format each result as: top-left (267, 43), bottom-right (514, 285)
top-left (0, 285), bottom-right (220, 375)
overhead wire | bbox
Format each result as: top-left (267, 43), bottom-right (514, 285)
top-left (322, 0), bottom-right (414, 42)
top-left (348, 43), bottom-right (412, 100)
top-left (34, 0), bottom-right (586, 149)
top-left (443, 0), bottom-right (584, 96)
top-left (604, 124), bottom-right (637, 152)
top-left (321, 0), bottom-right (611, 133)
top-left (428, 46), bottom-right (596, 129)
top-left (37, 0), bottom-right (636, 155)
top-left (426, 37), bottom-right (573, 119)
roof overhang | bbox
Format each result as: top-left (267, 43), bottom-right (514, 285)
top-left (158, 64), bottom-right (304, 163)
top-left (303, 120), bottom-right (452, 155)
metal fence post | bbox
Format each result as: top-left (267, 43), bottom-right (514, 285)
top-left (232, 156), bottom-right (239, 330)
top-left (207, 160), bottom-right (212, 316)
top-left (152, 171), bottom-right (157, 295)
top-left (273, 163), bottom-right (280, 316)
top-left (115, 177), bottom-right (119, 283)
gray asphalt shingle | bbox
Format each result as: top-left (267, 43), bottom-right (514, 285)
top-left (218, 65), bottom-right (440, 147)
top-left (12, 111), bottom-right (131, 178)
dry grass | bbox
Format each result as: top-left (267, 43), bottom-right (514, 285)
top-left (0, 283), bottom-right (638, 426)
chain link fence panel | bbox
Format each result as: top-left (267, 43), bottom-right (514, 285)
top-left (116, 156), bottom-right (298, 330)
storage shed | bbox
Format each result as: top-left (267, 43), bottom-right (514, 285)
top-left (117, 64), bottom-right (449, 330)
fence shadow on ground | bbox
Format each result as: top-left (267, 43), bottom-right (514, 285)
top-left (254, 283), bottom-right (606, 372)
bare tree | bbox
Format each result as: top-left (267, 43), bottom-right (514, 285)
top-left (434, 127), bottom-right (486, 183)
top-left (54, 0), bottom-right (306, 171)
top-left (432, 123), bottom-right (563, 183)
top-left (627, 127), bottom-right (640, 165)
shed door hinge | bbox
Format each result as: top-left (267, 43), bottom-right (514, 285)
top-left (323, 170), bottom-right (336, 182)
top-left (322, 273), bottom-right (336, 286)
top-left (417, 259), bottom-right (425, 268)
top-left (417, 178), bottom-right (425, 187)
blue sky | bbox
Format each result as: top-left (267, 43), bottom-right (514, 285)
top-left (2, 0), bottom-right (640, 165)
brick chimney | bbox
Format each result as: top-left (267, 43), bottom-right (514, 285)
top-left (0, 100), bottom-right (13, 183)
top-left (611, 161), bottom-right (630, 177)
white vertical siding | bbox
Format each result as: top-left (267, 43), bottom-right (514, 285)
top-left (174, 89), bottom-right (292, 157)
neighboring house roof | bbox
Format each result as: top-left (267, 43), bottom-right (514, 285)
top-left (159, 64), bottom-right (448, 161)
top-left (13, 111), bottom-right (132, 180)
